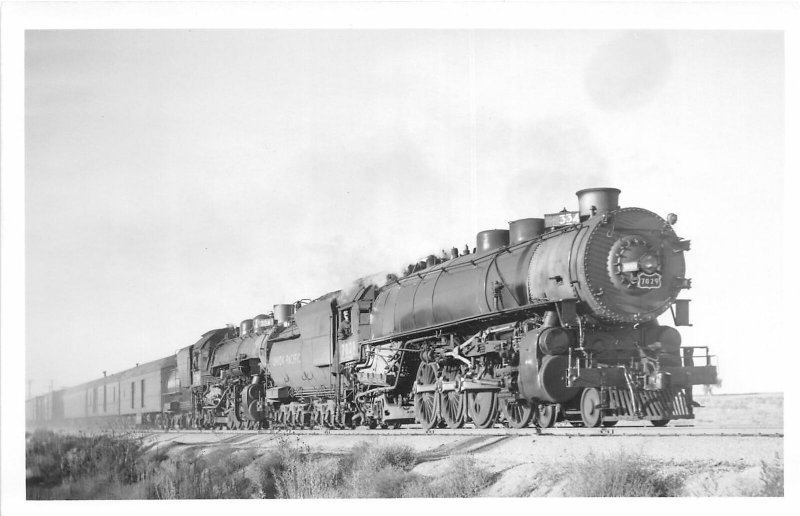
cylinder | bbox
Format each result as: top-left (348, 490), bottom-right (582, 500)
top-left (576, 187), bottom-right (621, 217)
top-left (450, 247), bottom-right (459, 259)
top-left (518, 330), bottom-right (580, 402)
top-left (240, 319), bottom-right (253, 335)
top-left (426, 254), bottom-right (437, 267)
top-left (538, 327), bottom-right (573, 355)
top-left (476, 229), bottom-right (510, 255)
top-left (509, 218), bottom-right (545, 244)
top-left (273, 304), bottom-right (295, 324)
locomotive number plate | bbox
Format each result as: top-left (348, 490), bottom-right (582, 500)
top-left (637, 273), bottom-right (662, 289)
top-left (544, 211), bottom-right (580, 228)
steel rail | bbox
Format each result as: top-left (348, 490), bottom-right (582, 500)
top-left (132, 426), bottom-right (783, 439)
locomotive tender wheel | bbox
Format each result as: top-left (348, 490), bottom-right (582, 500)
top-left (439, 370), bottom-right (465, 429)
top-left (468, 391), bottom-right (498, 429)
top-left (580, 388), bottom-right (603, 428)
top-left (603, 420), bottom-right (618, 427)
top-left (650, 419), bottom-right (670, 427)
top-left (501, 398), bottom-right (534, 429)
top-left (414, 362), bottom-right (439, 430)
top-left (535, 404), bottom-right (557, 428)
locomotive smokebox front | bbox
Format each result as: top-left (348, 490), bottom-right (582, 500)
top-left (527, 189), bottom-right (689, 323)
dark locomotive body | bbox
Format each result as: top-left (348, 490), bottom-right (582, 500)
top-left (27, 188), bottom-right (717, 431)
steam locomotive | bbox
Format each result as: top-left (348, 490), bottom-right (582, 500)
top-left (26, 188), bottom-right (717, 430)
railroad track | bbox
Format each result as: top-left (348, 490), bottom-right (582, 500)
top-left (138, 426), bottom-right (783, 439)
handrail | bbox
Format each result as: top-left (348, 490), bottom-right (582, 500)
top-left (361, 301), bottom-right (563, 347)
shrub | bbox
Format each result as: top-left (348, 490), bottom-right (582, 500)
top-left (339, 442), bottom-right (419, 498)
top-left (26, 430), bottom-right (144, 499)
top-left (563, 451), bottom-right (683, 497)
top-left (28, 432), bottom-right (496, 500)
top-left (337, 442), bottom-right (415, 473)
top-left (274, 456), bottom-right (340, 498)
top-left (403, 454), bottom-right (492, 498)
top-left (257, 434), bottom-right (337, 498)
top-left (138, 446), bottom-right (257, 499)
top-left (257, 440), bottom-right (419, 499)
top-left (755, 454), bottom-right (783, 497)
top-left (27, 431), bottom-right (261, 500)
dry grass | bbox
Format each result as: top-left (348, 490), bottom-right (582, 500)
top-left (402, 455), bottom-right (494, 498)
top-left (28, 431), bottom-right (472, 499)
top-left (743, 454), bottom-right (784, 497)
top-left (26, 430), bottom-right (258, 499)
top-left (263, 438), bottom-right (422, 498)
top-left (138, 447), bottom-right (258, 499)
top-left (561, 451), bottom-right (684, 497)
top-left (26, 429), bottom-right (144, 499)
top-left (254, 437), bottom-right (491, 498)
top-left (27, 430), bottom-right (781, 499)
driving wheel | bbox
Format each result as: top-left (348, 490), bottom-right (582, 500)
top-left (414, 362), bottom-right (439, 430)
top-left (439, 368), bottom-right (465, 429)
top-left (468, 391), bottom-right (498, 429)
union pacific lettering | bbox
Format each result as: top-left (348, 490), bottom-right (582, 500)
top-left (271, 353), bottom-right (301, 367)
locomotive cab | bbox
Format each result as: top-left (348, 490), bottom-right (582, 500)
top-left (337, 293), bottom-right (375, 363)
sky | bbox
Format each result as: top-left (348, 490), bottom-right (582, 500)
top-left (25, 29), bottom-right (784, 395)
